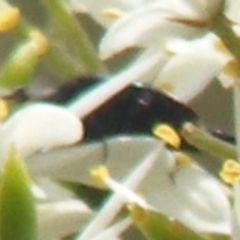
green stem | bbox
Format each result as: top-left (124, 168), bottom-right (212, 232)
top-left (210, 13), bottom-right (240, 64)
top-left (181, 123), bottom-right (237, 161)
top-left (210, 13), bottom-right (240, 162)
top-left (42, 0), bottom-right (106, 74)
top-left (233, 83), bottom-right (240, 162)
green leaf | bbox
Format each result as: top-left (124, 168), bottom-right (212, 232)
top-left (129, 205), bottom-right (208, 240)
top-left (0, 148), bottom-right (37, 240)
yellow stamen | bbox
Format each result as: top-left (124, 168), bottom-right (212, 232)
top-left (29, 30), bottom-right (48, 56)
top-left (221, 61), bottom-right (240, 87)
top-left (90, 165), bottom-right (109, 188)
top-left (153, 124), bottom-right (181, 149)
top-left (212, 38), bottom-right (235, 89)
top-left (213, 38), bottom-right (230, 56)
top-left (220, 159), bottom-right (240, 184)
top-left (128, 203), bottom-right (148, 223)
top-left (101, 8), bottom-right (124, 19)
top-left (0, 99), bottom-right (8, 120)
top-left (157, 81), bottom-right (173, 93)
top-left (174, 152), bottom-right (194, 168)
top-left (0, 7), bottom-right (20, 32)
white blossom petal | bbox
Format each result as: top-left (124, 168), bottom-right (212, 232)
top-left (29, 135), bottom-right (231, 234)
top-left (221, 0), bottom-right (240, 23)
top-left (172, 164), bottom-right (231, 233)
top-left (111, 151), bottom-right (231, 234)
top-left (76, 140), bottom-right (162, 240)
top-left (37, 199), bottom-right (92, 240)
top-left (0, 103), bottom-right (83, 161)
top-left (27, 136), bottom-right (162, 184)
top-left (99, 3), bottom-right (205, 59)
top-left (130, 46), bottom-right (170, 85)
top-left (152, 34), bottom-right (230, 102)
top-left (34, 178), bottom-right (77, 201)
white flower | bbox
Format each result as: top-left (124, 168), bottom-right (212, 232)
top-left (68, 0), bottom-right (237, 103)
top-left (0, 102), bottom-right (89, 239)
top-left (98, 0), bottom-right (233, 102)
top-left (29, 136), bottom-right (231, 236)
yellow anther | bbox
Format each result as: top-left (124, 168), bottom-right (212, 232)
top-left (157, 81), bottom-right (173, 93)
top-left (29, 30), bottom-right (48, 56)
top-left (153, 124), bottom-right (181, 149)
top-left (128, 204), bottom-right (148, 223)
top-left (162, 48), bottom-right (175, 57)
top-left (0, 98), bottom-right (8, 120)
top-left (174, 152), bottom-right (194, 167)
top-left (0, 7), bottom-right (20, 32)
top-left (221, 61), bottom-right (240, 86)
top-left (101, 8), bottom-right (124, 19)
top-left (220, 159), bottom-right (240, 184)
top-left (90, 165), bottom-right (109, 188)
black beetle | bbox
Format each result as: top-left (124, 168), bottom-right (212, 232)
top-left (16, 75), bottom-right (197, 144)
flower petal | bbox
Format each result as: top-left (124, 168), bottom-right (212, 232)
top-left (37, 199), bottom-right (91, 240)
top-left (29, 135), bottom-right (231, 234)
top-left (154, 35), bottom-right (229, 102)
top-left (99, 2), bottom-right (205, 59)
top-left (0, 103), bottom-right (83, 161)
top-left (172, 163), bottom-right (231, 233)
top-left (27, 136), bottom-right (162, 185)
top-left (140, 156), bottom-right (231, 234)
top-left (225, 0), bottom-right (240, 24)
